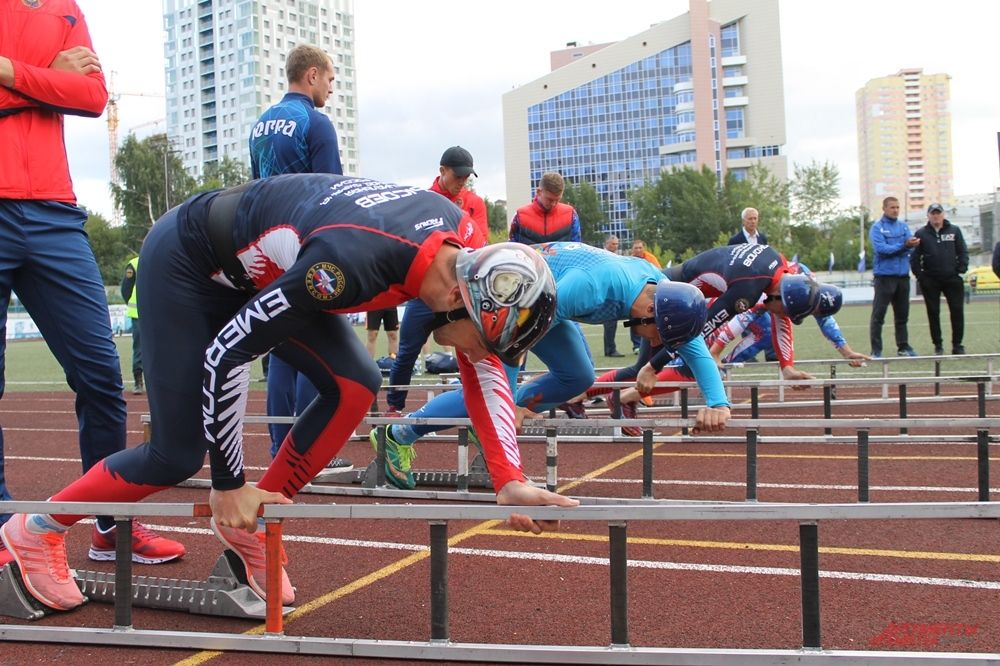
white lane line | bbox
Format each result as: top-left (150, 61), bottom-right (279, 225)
top-left (130, 523), bottom-right (1000, 592)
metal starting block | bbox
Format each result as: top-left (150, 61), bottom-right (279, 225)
top-left (359, 450), bottom-right (493, 490)
top-left (521, 424), bottom-right (609, 437)
top-left (0, 550), bottom-right (292, 621)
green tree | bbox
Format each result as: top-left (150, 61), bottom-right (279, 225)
top-left (790, 160), bottom-right (842, 225)
top-left (484, 196), bottom-right (508, 235)
top-left (112, 133), bottom-right (195, 253)
top-left (630, 164), bottom-right (789, 258)
top-left (630, 166), bottom-right (724, 256)
top-left (561, 180), bottom-right (608, 246)
top-left (84, 210), bottom-right (131, 285)
top-left (196, 157), bottom-right (250, 192)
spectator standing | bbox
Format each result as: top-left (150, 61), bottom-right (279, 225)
top-left (248, 44), bottom-right (349, 464)
top-left (628, 239), bottom-right (662, 351)
top-left (910, 203), bottom-right (968, 355)
top-left (601, 235), bottom-right (625, 357)
top-left (0, 0), bottom-right (184, 566)
top-left (121, 256), bottom-right (143, 394)
top-left (365, 307), bottom-right (399, 358)
top-left (728, 207), bottom-right (768, 245)
top-left (508, 171), bottom-right (581, 244)
top-left (384, 146), bottom-right (488, 415)
top-left (869, 196), bottom-right (920, 357)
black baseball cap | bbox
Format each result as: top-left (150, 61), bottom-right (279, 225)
top-left (440, 146), bottom-right (477, 177)
top-left (927, 203), bottom-right (944, 214)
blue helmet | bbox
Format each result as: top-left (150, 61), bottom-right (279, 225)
top-left (815, 283), bottom-right (843, 317)
top-left (779, 274), bottom-right (819, 325)
top-left (654, 280), bottom-right (707, 349)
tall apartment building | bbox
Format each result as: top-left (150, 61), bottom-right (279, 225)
top-left (856, 68), bottom-right (953, 218)
top-left (162, 0), bottom-right (358, 178)
top-left (502, 0), bottom-right (786, 237)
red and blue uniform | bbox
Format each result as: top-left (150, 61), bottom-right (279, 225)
top-left (385, 178), bottom-right (488, 412)
top-left (0, 0), bottom-right (125, 529)
top-left (249, 89), bottom-right (344, 457)
top-left (46, 175), bottom-right (528, 523)
top-left (593, 244), bottom-right (795, 395)
top-left (386, 242), bottom-right (726, 446)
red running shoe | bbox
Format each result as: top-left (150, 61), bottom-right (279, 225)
top-left (559, 402), bottom-right (588, 419)
top-left (0, 541), bottom-right (14, 567)
top-left (607, 392), bottom-right (642, 437)
top-left (211, 518), bottom-right (294, 604)
top-left (0, 514), bottom-right (85, 611)
top-left (89, 520), bottom-right (186, 564)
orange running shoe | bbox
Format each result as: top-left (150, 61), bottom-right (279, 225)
top-left (0, 514), bottom-right (85, 611)
top-left (210, 518), bottom-right (294, 604)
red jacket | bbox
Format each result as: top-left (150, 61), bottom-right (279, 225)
top-left (429, 177), bottom-right (488, 248)
top-left (508, 198), bottom-right (580, 244)
top-left (0, 0), bottom-right (107, 202)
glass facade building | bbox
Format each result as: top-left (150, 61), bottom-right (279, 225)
top-left (503, 0), bottom-right (786, 240)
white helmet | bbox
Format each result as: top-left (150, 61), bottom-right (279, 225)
top-left (455, 242), bottom-right (557, 365)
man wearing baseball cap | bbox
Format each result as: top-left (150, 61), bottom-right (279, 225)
top-left (910, 203), bottom-right (968, 355)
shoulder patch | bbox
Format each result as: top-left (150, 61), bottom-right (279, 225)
top-left (305, 262), bottom-right (345, 301)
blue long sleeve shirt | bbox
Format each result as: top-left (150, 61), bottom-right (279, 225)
top-left (870, 215), bottom-right (913, 277)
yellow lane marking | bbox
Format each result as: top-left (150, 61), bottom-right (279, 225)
top-left (653, 452), bottom-right (993, 461)
top-left (481, 528), bottom-right (1000, 563)
top-left (175, 520), bottom-right (503, 665)
top-left (175, 442), bottom-right (659, 664)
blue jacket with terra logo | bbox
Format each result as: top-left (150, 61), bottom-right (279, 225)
top-left (869, 215), bottom-right (913, 277)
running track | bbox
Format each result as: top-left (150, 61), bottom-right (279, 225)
top-left (0, 384), bottom-right (997, 664)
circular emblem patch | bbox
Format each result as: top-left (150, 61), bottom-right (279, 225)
top-left (305, 262), bottom-right (345, 301)
top-left (735, 298), bottom-right (751, 313)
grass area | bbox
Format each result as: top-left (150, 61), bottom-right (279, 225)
top-left (3, 296), bottom-right (998, 391)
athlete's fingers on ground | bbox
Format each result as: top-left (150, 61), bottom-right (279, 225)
top-left (260, 491), bottom-right (292, 505)
top-left (505, 513), bottom-right (543, 534)
top-left (542, 490), bottom-right (580, 507)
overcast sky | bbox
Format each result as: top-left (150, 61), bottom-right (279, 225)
top-left (67, 0), bottom-right (999, 220)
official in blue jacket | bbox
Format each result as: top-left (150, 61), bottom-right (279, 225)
top-left (868, 196), bottom-right (920, 357)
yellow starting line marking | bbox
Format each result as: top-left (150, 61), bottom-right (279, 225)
top-left (174, 433), bottom-right (986, 664)
top-left (482, 528), bottom-right (1000, 563)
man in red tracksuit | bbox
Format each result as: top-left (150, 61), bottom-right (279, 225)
top-left (508, 171), bottom-right (581, 244)
top-left (0, 0), bottom-right (184, 567)
top-left (384, 146), bottom-right (489, 414)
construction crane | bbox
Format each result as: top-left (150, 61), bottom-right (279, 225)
top-left (106, 71), bottom-right (165, 224)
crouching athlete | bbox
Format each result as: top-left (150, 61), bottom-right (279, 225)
top-left (582, 244), bottom-right (844, 425)
top-left (370, 241), bottom-right (731, 489)
top-left (0, 174), bottom-right (575, 612)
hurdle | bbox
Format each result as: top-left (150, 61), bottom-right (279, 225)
top-left (1, 499), bottom-right (999, 663)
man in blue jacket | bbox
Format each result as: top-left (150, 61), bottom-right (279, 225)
top-left (869, 196), bottom-right (920, 357)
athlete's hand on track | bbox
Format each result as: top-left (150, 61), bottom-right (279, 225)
top-left (210, 484), bottom-right (292, 533)
top-left (635, 363), bottom-right (658, 394)
top-left (692, 406), bottom-right (730, 434)
top-left (515, 405), bottom-right (541, 430)
top-left (496, 480), bottom-right (579, 535)
top-left (781, 365), bottom-right (815, 390)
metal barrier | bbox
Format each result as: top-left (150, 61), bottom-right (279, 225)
top-left (1, 499), bottom-right (999, 663)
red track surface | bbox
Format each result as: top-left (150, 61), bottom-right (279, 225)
top-left (0, 384), bottom-right (998, 664)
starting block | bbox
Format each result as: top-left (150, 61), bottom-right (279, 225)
top-left (358, 449), bottom-right (493, 489)
top-left (0, 550), bottom-right (292, 621)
